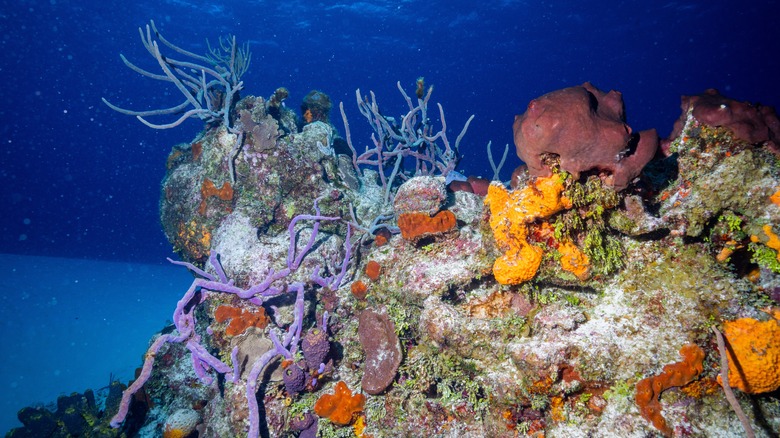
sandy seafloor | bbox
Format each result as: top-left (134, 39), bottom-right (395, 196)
top-left (0, 254), bottom-right (192, 433)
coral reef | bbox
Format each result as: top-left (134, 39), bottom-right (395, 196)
top-left (163, 408), bottom-right (201, 438)
top-left (393, 176), bottom-right (447, 216)
top-left (6, 387), bottom-right (124, 438)
top-left (82, 35), bottom-right (780, 437)
top-left (300, 90), bottom-right (332, 125)
top-left (663, 88), bottom-right (780, 155)
top-left (199, 178), bottom-right (234, 215)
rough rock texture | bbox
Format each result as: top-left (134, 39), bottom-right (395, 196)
top-left (447, 190), bottom-right (485, 226)
top-left (659, 110), bottom-right (780, 239)
top-left (607, 195), bottom-right (663, 236)
top-left (160, 95), bottom-right (351, 265)
top-left (420, 295), bottom-right (500, 360)
top-left (358, 307), bottom-right (402, 394)
top-left (393, 176), bottom-right (447, 216)
top-left (7, 390), bottom-right (108, 437)
top-left (513, 82), bottom-right (658, 190)
top-left (164, 408), bottom-right (201, 437)
top-left (367, 219), bottom-right (493, 303)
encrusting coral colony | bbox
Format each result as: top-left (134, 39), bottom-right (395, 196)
top-left (10, 21), bottom-right (780, 438)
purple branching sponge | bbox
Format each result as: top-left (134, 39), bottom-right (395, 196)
top-left (109, 200), bottom-right (353, 438)
top-left (301, 328), bottom-right (330, 370)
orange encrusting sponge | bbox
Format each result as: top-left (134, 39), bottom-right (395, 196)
top-left (397, 210), bottom-right (457, 241)
top-left (313, 381), bottom-right (366, 426)
top-left (717, 310), bottom-right (780, 394)
top-left (635, 344), bottom-right (705, 437)
top-left (214, 305), bottom-right (270, 336)
top-left (484, 176), bottom-right (572, 284)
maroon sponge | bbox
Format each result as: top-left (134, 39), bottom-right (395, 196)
top-left (358, 307), bottom-right (402, 395)
top-left (663, 88), bottom-right (780, 155)
top-left (513, 82), bottom-right (658, 190)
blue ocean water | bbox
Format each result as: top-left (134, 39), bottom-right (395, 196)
top-left (0, 0), bottom-right (778, 434)
top-left (0, 254), bottom-right (191, 433)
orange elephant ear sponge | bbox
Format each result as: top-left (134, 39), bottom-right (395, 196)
top-left (214, 305), bottom-right (269, 336)
top-left (313, 381), bottom-right (366, 426)
top-left (717, 311), bottom-right (780, 394)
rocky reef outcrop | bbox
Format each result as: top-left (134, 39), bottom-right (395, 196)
top-left (19, 83), bottom-right (778, 438)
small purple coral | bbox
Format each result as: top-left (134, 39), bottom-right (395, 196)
top-left (289, 412), bottom-right (318, 438)
top-left (282, 363), bottom-right (307, 396)
top-left (301, 328), bottom-right (330, 370)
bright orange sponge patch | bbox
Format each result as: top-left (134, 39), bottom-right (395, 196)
top-left (314, 381), bottom-right (366, 426)
top-left (635, 344), bottom-right (705, 437)
top-left (770, 188), bottom-right (780, 206)
top-left (162, 429), bottom-right (187, 438)
top-left (214, 305), bottom-right (270, 336)
top-left (397, 210), bottom-right (457, 241)
top-left (558, 241), bottom-right (590, 281)
top-left (718, 311), bottom-right (780, 394)
top-left (484, 176), bottom-right (572, 284)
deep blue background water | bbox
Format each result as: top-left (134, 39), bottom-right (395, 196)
top-left (2, 0), bottom-right (779, 263)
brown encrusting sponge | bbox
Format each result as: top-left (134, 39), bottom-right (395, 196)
top-left (358, 307), bottom-right (402, 395)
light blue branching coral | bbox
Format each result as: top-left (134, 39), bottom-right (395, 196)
top-left (103, 20), bottom-right (250, 130)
